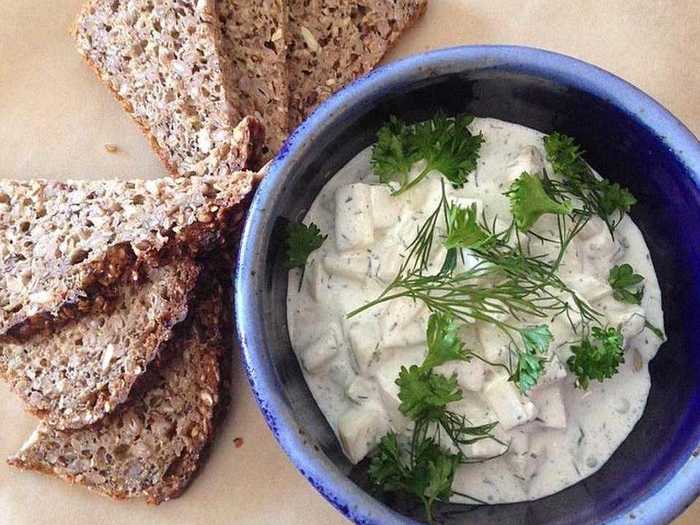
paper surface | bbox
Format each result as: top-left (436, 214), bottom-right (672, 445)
top-left (0, 1), bottom-right (698, 524)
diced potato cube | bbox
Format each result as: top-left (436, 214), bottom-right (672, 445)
top-left (379, 297), bottom-right (424, 333)
top-left (323, 252), bottom-right (370, 282)
top-left (482, 377), bottom-right (538, 430)
top-left (468, 436), bottom-right (509, 459)
top-left (335, 184), bottom-right (374, 251)
top-left (300, 324), bottom-right (342, 373)
top-left (382, 319), bottom-right (427, 349)
top-left (370, 185), bottom-right (403, 230)
top-left (346, 376), bottom-right (375, 404)
top-left (609, 304), bottom-right (646, 340)
top-left (304, 257), bottom-right (326, 301)
top-left (530, 385), bottom-right (567, 429)
top-left (345, 318), bottom-right (382, 374)
top-left (435, 358), bottom-right (485, 392)
top-left (400, 171), bottom-right (443, 214)
top-left (337, 404), bottom-right (388, 464)
top-left (375, 249), bottom-right (401, 283)
top-left (508, 146), bottom-right (545, 182)
top-left (506, 438), bottom-right (547, 481)
top-left (534, 354), bottom-right (568, 389)
top-left (374, 370), bottom-right (410, 434)
top-left (566, 274), bottom-right (612, 303)
top-left (477, 322), bottom-right (511, 363)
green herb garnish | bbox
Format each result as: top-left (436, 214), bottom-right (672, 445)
top-left (285, 222), bottom-right (326, 269)
top-left (285, 222), bottom-right (327, 290)
top-left (371, 113), bottom-right (484, 195)
top-left (567, 326), bottom-right (625, 389)
top-left (510, 325), bottom-right (553, 393)
top-left (543, 132), bottom-right (636, 235)
top-left (506, 171), bottom-right (572, 230)
top-left (368, 312), bottom-right (498, 522)
top-left (608, 263), bottom-right (644, 305)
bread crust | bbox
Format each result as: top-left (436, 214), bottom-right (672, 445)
top-left (0, 172), bottom-right (253, 338)
top-left (8, 279), bottom-right (225, 503)
top-left (0, 259), bottom-right (201, 430)
top-left (217, 0), bottom-right (289, 162)
top-left (287, 0), bottom-right (428, 129)
top-left (73, 0), bottom-right (266, 175)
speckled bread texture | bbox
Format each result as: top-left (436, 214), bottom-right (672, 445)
top-left (218, 0), bottom-right (289, 161)
top-left (287, 0), bottom-right (428, 129)
top-left (0, 259), bottom-right (200, 430)
top-left (8, 282), bottom-right (225, 504)
top-left (0, 172), bottom-right (253, 337)
top-left (74, 0), bottom-right (265, 175)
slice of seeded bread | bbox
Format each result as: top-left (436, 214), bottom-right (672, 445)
top-left (74, 0), bottom-right (265, 175)
top-left (0, 172), bottom-right (252, 337)
top-left (8, 280), bottom-right (225, 504)
top-left (0, 258), bottom-right (199, 430)
top-left (287, 0), bottom-right (428, 129)
top-left (217, 0), bottom-right (289, 161)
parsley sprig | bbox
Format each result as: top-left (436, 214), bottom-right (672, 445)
top-left (285, 222), bottom-right (327, 290)
top-left (608, 263), bottom-right (644, 305)
top-left (368, 313), bottom-right (498, 522)
top-left (510, 325), bottom-right (553, 393)
top-left (371, 113), bottom-right (484, 195)
top-left (506, 171), bottom-right (572, 230)
top-left (567, 326), bottom-right (625, 389)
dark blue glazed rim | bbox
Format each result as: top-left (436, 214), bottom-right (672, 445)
top-left (235, 46), bottom-right (700, 525)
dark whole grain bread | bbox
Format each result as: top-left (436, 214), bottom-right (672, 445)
top-left (287, 0), bottom-right (428, 129)
top-left (217, 0), bottom-right (289, 161)
top-left (8, 280), bottom-right (225, 504)
top-left (0, 259), bottom-right (200, 430)
top-left (74, 0), bottom-right (265, 175)
top-left (0, 172), bottom-right (253, 337)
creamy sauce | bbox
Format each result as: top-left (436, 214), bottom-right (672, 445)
top-left (286, 118), bottom-right (664, 503)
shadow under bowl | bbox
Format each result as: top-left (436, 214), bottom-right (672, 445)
top-left (235, 45), bottom-right (700, 525)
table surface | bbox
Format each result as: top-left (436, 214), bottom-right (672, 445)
top-left (0, 1), bottom-right (698, 524)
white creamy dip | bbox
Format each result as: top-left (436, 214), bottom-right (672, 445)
top-left (286, 118), bottom-right (664, 503)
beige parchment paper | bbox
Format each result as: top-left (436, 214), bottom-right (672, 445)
top-left (0, 1), bottom-right (698, 524)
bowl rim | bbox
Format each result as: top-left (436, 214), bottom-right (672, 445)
top-left (235, 44), bottom-right (700, 525)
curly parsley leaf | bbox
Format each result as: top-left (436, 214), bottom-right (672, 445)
top-left (369, 433), bottom-right (460, 523)
top-left (506, 172), bottom-right (572, 230)
top-left (285, 222), bottom-right (327, 269)
top-left (443, 202), bottom-right (493, 250)
top-left (608, 263), bottom-right (645, 305)
top-left (369, 312), bottom-right (498, 522)
top-left (396, 365), bottom-right (463, 421)
top-left (510, 325), bottom-right (553, 393)
top-left (371, 116), bottom-right (419, 184)
top-left (371, 113), bottom-right (484, 195)
top-left (543, 132), bottom-right (636, 234)
top-left (567, 326), bottom-right (625, 389)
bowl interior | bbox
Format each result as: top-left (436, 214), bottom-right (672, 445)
top-left (239, 51), bottom-right (700, 525)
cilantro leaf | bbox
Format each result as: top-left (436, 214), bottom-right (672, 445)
top-left (608, 263), bottom-right (644, 304)
top-left (370, 113), bottom-right (484, 195)
top-left (285, 222), bottom-right (326, 269)
top-left (443, 202), bottom-right (493, 250)
top-left (543, 132), bottom-right (636, 233)
top-left (422, 312), bottom-right (472, 370)
top-left (510, 325), bottom-right (553, 393)
top-left (506, 171), bottom-right (572, 230)
top-left (567, 326), bottom-right (625, 389)
top-left (396, 365), bottom-right (463, 421)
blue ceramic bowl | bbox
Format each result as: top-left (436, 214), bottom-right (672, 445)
top-left (235, 46), bottom-right (700, 525)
